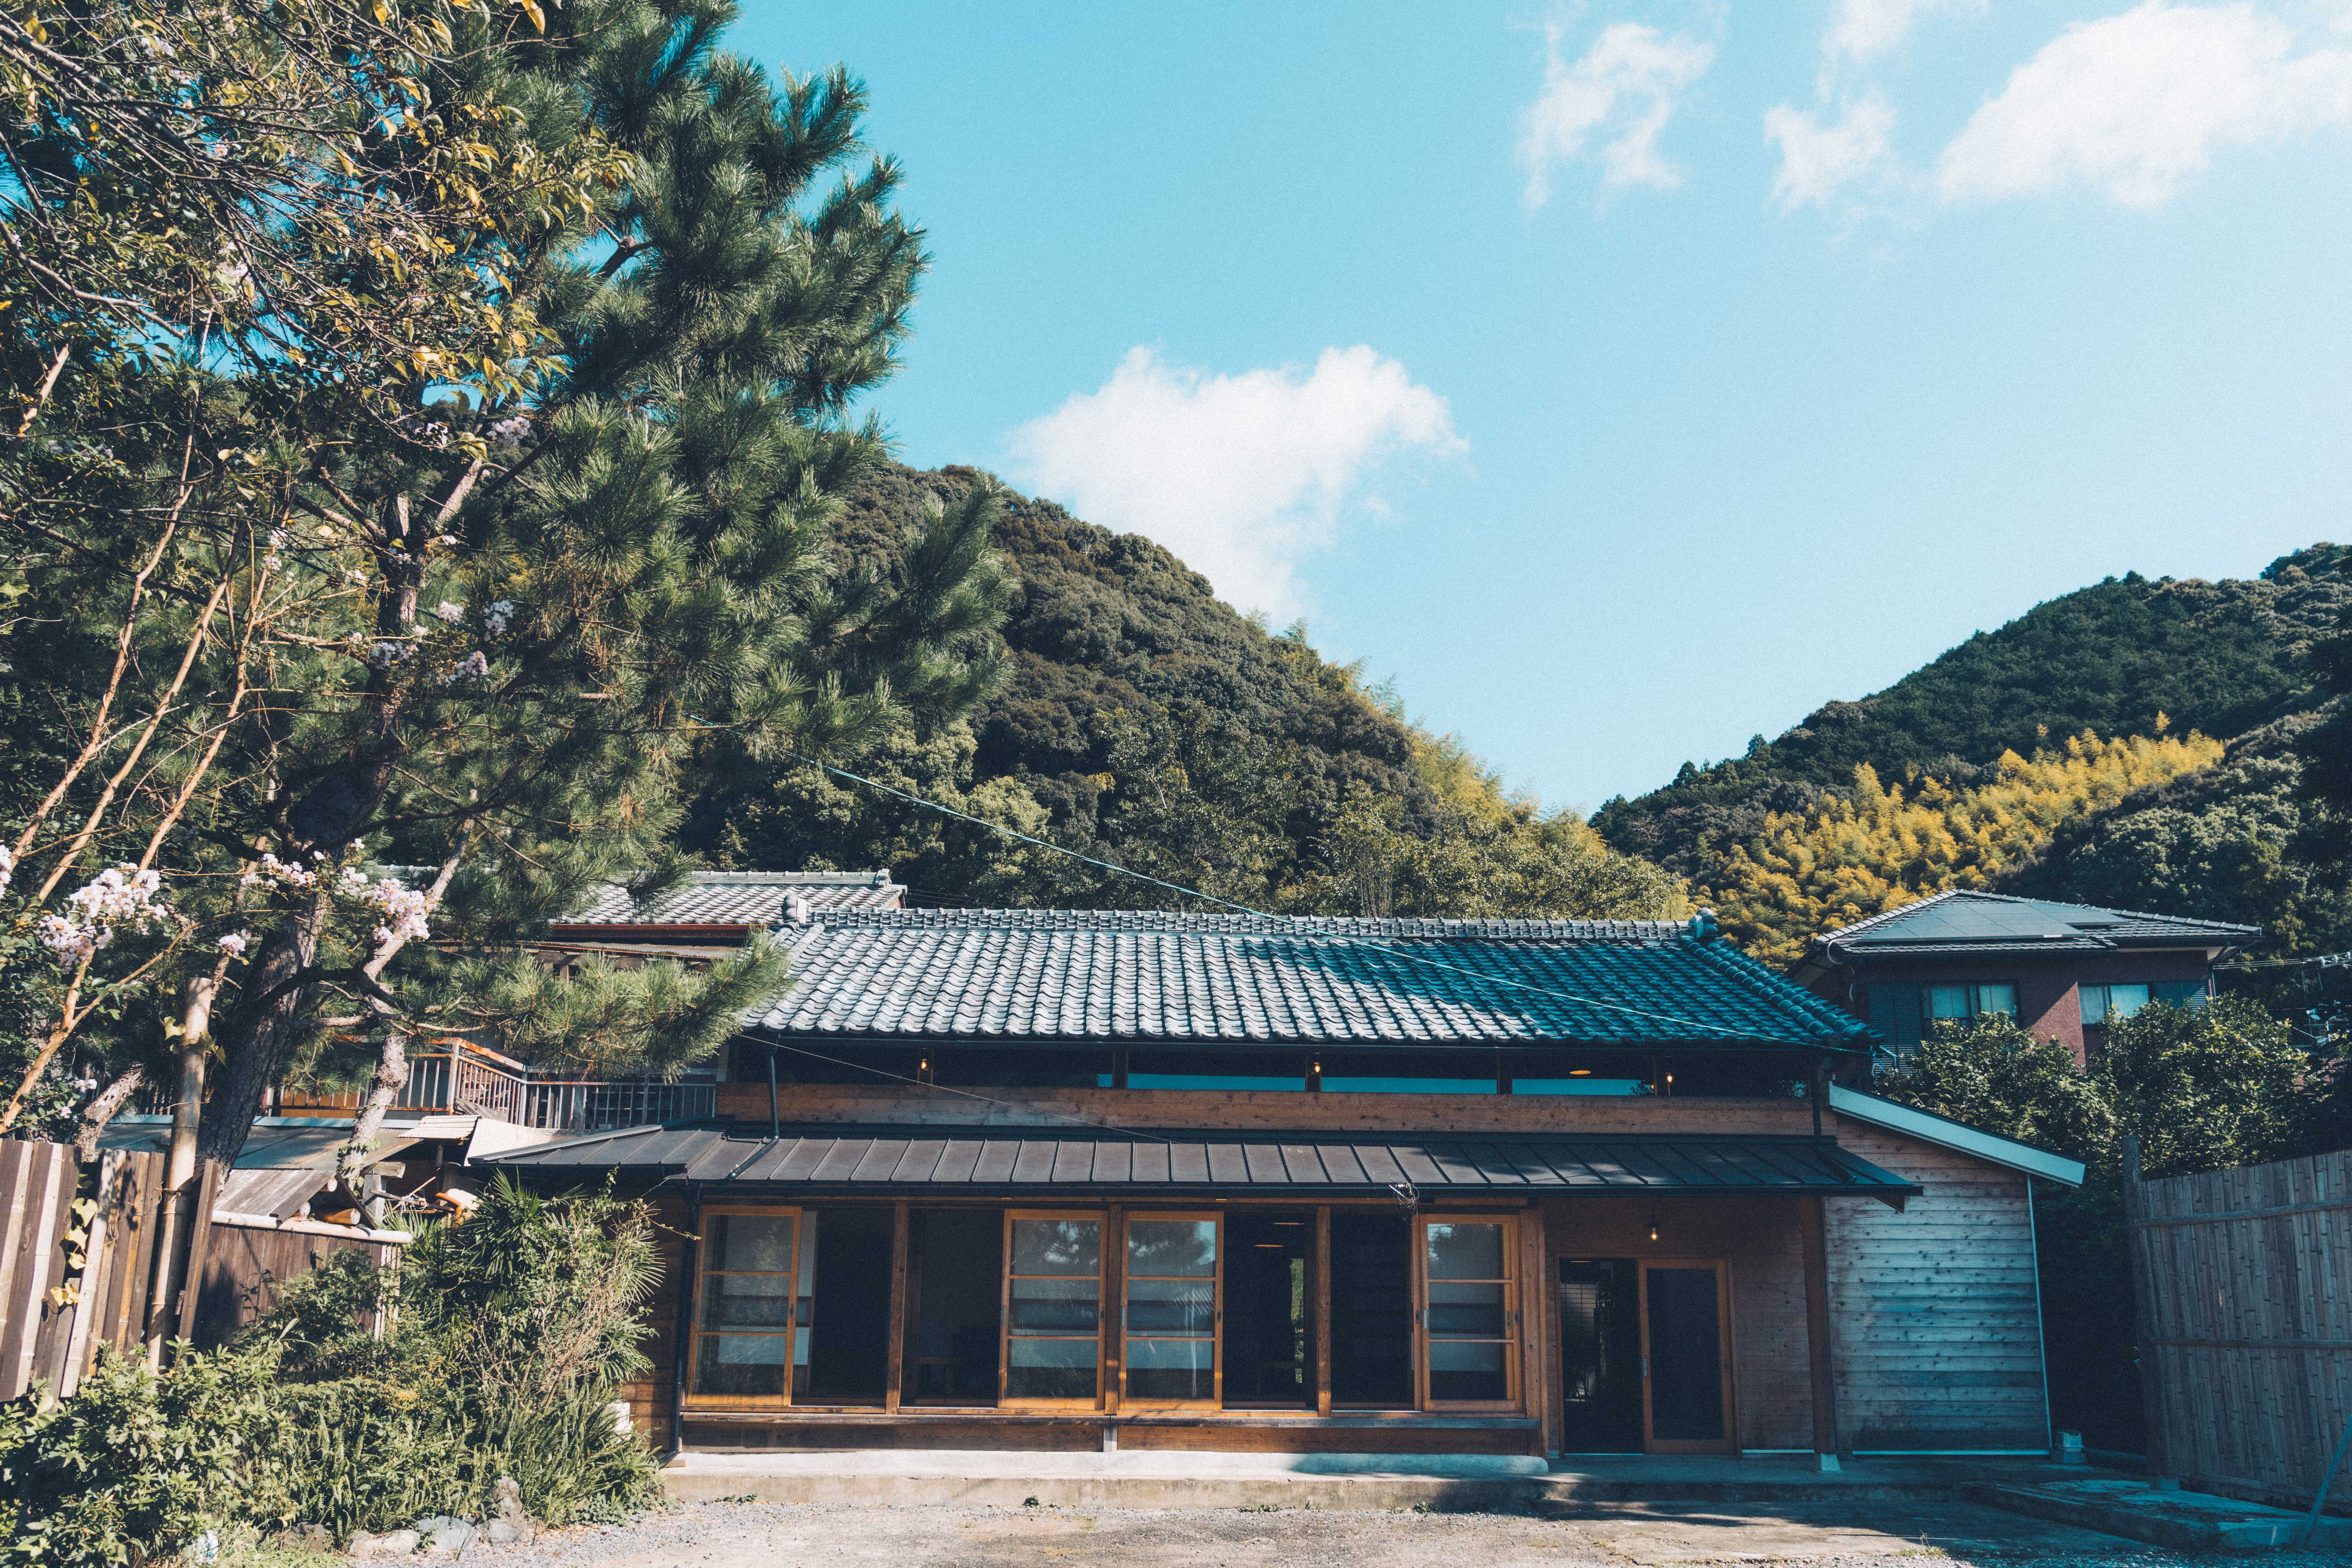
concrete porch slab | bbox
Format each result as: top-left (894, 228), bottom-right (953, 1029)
top-left (1964, 1477), bottom-right (2352, 1551)
top-left (661, 1448), bottom-right (1549, 1511)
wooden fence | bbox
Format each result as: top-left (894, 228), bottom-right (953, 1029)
top-left (2126, 1142), bottom-right (2352, 1514)
top-left (0, 1138), bottom-right (184, 1401)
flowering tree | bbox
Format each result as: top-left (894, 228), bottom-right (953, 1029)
top-left (0, 0), bottom-right (1009, 1166)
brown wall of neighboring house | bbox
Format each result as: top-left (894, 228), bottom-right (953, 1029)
top-left (1804, 952), bottom-right (2216, 1066)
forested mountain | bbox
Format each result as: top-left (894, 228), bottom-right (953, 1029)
top-left (1595, 546), bottom-right (2352, 882)
top-left (683, 463), bottom-right (1684, 918)
top-left (1588, 546), bottom-right (2352, 959)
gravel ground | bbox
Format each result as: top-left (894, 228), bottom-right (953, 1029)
top-left (475, 1499), bottom-right (2347, 1568)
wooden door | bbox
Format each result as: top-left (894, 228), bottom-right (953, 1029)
top-left (1637, 1258), bottom-right (1735, 1453)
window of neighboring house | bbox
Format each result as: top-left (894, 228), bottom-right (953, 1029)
top-left (2081, 983), bottom-right (2153, 1027)
top-left (1921, 983), bottom-right (2019, 1026)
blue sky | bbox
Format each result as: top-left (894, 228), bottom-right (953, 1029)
top-left (731, 1), bottom-right (2352, 812)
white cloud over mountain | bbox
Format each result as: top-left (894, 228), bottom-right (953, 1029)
top-left (1520, 21), bottom-right (1716, 207)
top-left (1007, 347), bottom-right (1463, 620)
top-left (1766, 91), bottom-right (1900, 209)
top-left (1936, 1), bottom-right (2352, 209)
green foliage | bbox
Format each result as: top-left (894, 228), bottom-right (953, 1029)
top-left (1703, 731), bottom-right (2221, 965)
top-left (0, 1), bottom-right (1012, 1154)
top-left (0, 1179), bottom-right (660, 1565)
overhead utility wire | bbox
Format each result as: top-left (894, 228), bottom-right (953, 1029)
top-left (780, 752), bottom-right (1838, 1052)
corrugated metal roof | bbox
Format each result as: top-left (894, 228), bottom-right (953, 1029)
top-left (1817, 891), bottom-right (2259, 958)
top-left (218, 1167), bottom-right (331, 1219)
top-left (560, 871), bottom-right (903, 925)
top-left (742, 910), bottom-right (1872, 1050)
top-left (482, 1123), bottom-right (1918, 1199)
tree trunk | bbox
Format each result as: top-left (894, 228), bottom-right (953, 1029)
top-left (72, 1064), bottom-right (147, 1162)
top-left (341, 1030), bottom-right (407, 1187)
top-left (197, 885), bottom-right (333, 1163)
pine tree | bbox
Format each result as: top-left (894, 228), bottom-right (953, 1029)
top-left (0, 1), bottom-right (1009, 1161)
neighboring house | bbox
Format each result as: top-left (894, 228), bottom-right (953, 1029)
top-left (1786, 890), bottom-right (2261, 1066)
top-left (541, 869), bottom-right (905, 968)
top-left (483, 907), bottom-right (2084, 1463)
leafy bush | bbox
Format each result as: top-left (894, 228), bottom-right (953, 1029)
top-left (0, 1178), bottom-right (660, 1565)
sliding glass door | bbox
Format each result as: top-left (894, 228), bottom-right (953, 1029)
top-left (1638, 1258), bottom-right (1735, 1453)
top-left (1419, 1215), bottom-right (1519, 1410)
top-left (687, 1206), bottom-right (803, 1406)
top-left (1002, 1212), bottom-right (1104, 1406)
top-left (1123, 1213), bottom-right (1221, 1407)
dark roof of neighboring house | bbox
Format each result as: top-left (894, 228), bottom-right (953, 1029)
top-left (1806, 890), bottom-right (2261, 965)
top-left (558, 870), bottom-right (903, 926)
top-left (478, 1122), bottom-right (1920, 1203)
top-left (744, 909), bottom-right (1876, 1051)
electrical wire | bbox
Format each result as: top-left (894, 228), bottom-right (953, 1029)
top-left (781, 750), bottom-right (1847, 1052)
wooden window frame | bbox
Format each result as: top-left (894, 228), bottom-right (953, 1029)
top-left (683, 1203), bottom-right (804, 1410)
top-left (1417, 1212), bottom-right (1521, 1413)
top-left (1636, 1256), bottom-right (1737, 1455)
top-left (1000, 1208), bottom-right (1107, 1410)
top-left (1119, 1210), bottom-right (1223, 1411)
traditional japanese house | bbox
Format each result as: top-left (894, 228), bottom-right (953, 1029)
top-left (482, 907), bottom-right (2084, 1464)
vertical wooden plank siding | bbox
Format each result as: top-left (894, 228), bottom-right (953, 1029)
top-left (1824, 1123), bottom-right (2049, 1451)
top-left (2128, 1148), bottom-right (2352, 1514)
top-left (621, 1193), bottom-right (692, 1443)
top-left (1, 1142), bottom-right (71, 1400)
top-left (1312, 1205), bottom-right (1332, 1417)
top-left (884, 1201), bottom-right (909, 1414)
top-left (1800, 1194), bottom-right (1842, 1458)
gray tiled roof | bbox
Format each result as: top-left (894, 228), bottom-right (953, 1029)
top-left (481, 1123), bottom-right (1919, 1200)
top-left (746, 909), bottom-right (1874, 1050)
top-left (1816, 891), bottom-right (2261, 958)
top-left (560, 870), bottom-right (902, 925)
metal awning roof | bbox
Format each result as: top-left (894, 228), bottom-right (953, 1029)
top-left (481, 1124), bottom-right (1919, 1205)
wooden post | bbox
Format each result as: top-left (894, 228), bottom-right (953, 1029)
top-left (1801, 1195), bottom-right (1842, 1470)
top-left (670, 1187), bottom-right (700, 1458)
top-left (884, 1201), bottom-right (909, 1414)
top-left (1102, 1204), bottom-right (1123, 1423)
top-left (1314, 1205), bottom-right (1333, 1416)
top-left (171, 1159), bottom-right (221, 1348)
top-left (2121, 1137), bottom-right (2172, 1483)
top-left (1520, 1200), bottom-right (1547, 1455)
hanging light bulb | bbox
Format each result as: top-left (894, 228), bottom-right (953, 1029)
top-left (1649, 1196), bottom-right (1661, 1243)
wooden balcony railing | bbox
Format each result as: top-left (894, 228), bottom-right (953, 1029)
top-left (251, 1040), bottom-right (715, 1131)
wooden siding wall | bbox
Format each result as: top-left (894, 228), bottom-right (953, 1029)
top-left (1539, 1193), bottom-right (1812, 1451)
top-left (716, 1082), bottom-right (1817, 1138)
top-left (2130, 1148), bottom-right (2352, 1514)
top-left (1824, 1120), bottom-right (2049, 1451)
top-left (620, 1194), bottom-right (692, 1442)
top-left (189, 1221), bottom-right (400, 1347)
top-left (0, 1140), bottom-right (173, 1400)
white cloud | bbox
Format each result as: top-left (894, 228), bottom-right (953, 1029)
top-left (1765, 91), bottom-right (1900, 208)
top-left (1520, 22), bottom-right (1716, 207)
top-left (1937, 2), bottom-right (2352, 208)
top-left (1824, 0), bottom-right (1987, 67)
top-left (1006, 347), bottom-right (1464, 619)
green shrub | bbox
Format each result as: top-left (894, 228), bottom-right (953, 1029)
top-left (2, 1178), bottom-right (662, 1565)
